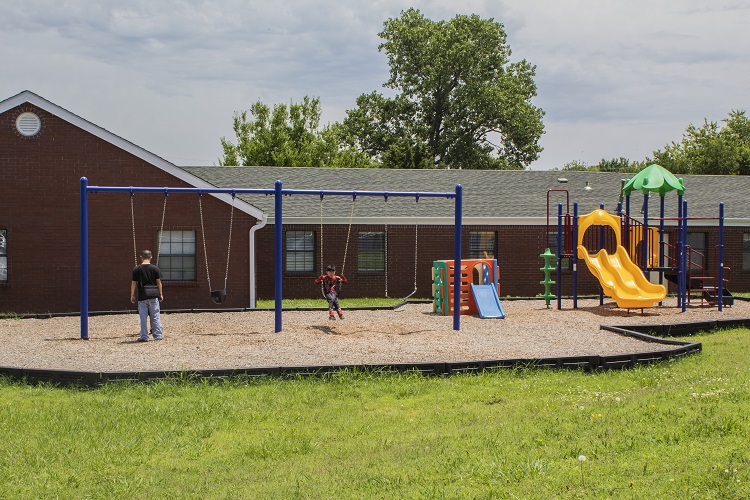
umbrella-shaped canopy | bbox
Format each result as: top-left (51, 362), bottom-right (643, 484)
top-left (622, 164), bottom-right (685, 196)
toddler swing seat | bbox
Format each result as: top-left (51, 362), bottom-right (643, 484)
top-left (210, 289), bottom-right (227, 304)
top-left (199, 191), bottom-right (235, 305)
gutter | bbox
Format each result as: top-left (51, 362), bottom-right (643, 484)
top-left (249, 214), bottom-right (269, 309)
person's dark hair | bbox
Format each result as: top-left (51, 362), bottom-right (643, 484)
top-left (141, 250), bottom-right (153, 260)
top-left (326, 264), bottom-right (336, 272)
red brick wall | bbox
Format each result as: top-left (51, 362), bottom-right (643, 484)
top-left (0, 103), bottom-right (255, 314)
top-left (253, 222), bottom-right (750, 303)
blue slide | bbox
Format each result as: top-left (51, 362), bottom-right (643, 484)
top-left (470, 284), bottom-right (506, 319)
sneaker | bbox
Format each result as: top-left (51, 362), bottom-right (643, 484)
top-left (136, 337), bottom-right (148, 342)
top-left (329, 315), bottom-right (336, 321)
top-left (338, 312), bottom-right (344, 320)
top-left (153, 337), bottom-right (163, 341)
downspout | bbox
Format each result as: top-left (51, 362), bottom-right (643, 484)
top-left (249, 214), bottom-right (269, 309)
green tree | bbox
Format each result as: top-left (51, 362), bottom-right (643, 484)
top-left (219, 96), bottom-right (374, 168)
top-left (650, 110), bottom-right (750, 175)
top-left (342, 8), bottom-right (545, 170)
top-left (559, 158), bottom-right (647, 172)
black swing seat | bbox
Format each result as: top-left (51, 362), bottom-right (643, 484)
top-left (211, 289), bottom-right (227, 304)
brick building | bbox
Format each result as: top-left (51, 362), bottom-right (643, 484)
top-left (3, 90), bottom-right (750, 314)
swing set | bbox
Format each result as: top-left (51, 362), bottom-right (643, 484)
top-left (129, 188), bottom-right (236, 304)
top-left (318, 193), bottom-right (419, 306)
top-left (80, 178), bottom-right (462, 338)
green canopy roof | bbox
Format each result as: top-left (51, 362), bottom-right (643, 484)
top-left (622, 164), bottom-right (685, 196)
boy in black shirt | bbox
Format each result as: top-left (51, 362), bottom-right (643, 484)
top-left (130, 250), bottom-right (164, 341)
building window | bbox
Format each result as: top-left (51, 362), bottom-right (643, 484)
top-left (469, 231), bottom-right (496, 259)
top-left (358, 232), bottom-right (385, 271)
top-left (286, 231), bottom-right (314, 272)
top-left (686, 232), bottom-right (706, 271)
top-left (547, 231), bottom-right (570, 270)
top-left (0, 229), bottom-right (7, 283)
top-left (158, 230), bottom-right (196, 281)
top-left (744, 234), bottom-right (750, 271)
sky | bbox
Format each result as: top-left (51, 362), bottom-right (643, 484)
top-left (1, 0), bottom-right (748, 170)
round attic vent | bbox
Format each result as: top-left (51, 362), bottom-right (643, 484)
top-left (15, 112), bottom-right (42, 137)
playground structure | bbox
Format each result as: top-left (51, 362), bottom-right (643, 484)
top-left (432, 258), bottom-right (505, 319)
top-left (80, 178), bottom-right (463, 338)
top-left (548, 165), bottom-right (729, 312)
top-left (576, 209), bottom-right (666, 309)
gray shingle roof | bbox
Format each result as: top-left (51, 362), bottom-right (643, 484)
top-left (181, 167), bottom-right (750, 224)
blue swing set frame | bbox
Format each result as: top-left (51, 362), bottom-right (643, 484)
top-left (80, 177), bottom-right (463, 338)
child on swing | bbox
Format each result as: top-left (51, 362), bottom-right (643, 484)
top-left (314, 264), bottom-right (348, 320)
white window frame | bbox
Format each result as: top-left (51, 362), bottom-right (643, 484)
top-left (286, 231), bottom-right (315, 272)
top-left (158, 230), bottom-right (197, 281)
top-left (358, 232), bottom-right (385, 272)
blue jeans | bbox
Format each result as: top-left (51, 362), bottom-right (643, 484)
top-left (137, 298), bottom-right (163, 340)
top-left (325, 291), bottom-right (341, 312)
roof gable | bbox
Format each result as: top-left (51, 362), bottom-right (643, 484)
top-left (0, 90), bottom-right (264, 220)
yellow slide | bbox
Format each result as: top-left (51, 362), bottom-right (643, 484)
top-left (577, 210), bottom-right (666, 309)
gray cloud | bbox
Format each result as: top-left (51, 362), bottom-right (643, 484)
top-left (0, 0), bottom-right (747, 168)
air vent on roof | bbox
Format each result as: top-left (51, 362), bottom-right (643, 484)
top-left (15, 112), bottom-right (41, 137)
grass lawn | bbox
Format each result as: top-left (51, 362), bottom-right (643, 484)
top-left (1, 327), bottom-right (749, 498)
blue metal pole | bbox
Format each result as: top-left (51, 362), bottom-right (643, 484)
top-left (677, 194), bottom-right (683, 308)
top-left (453, 184), bottom-right (462, 331)
top-left (718, 202), bottom-right (725, 312)
top-left (659, 195), bottom-right (665, 269)
top-left (682, 199), bottom-right (688, 312)
top-left (275, 180), bottom-right (283, 333)
top-left (625, 194), bottom-right (631, 246)
top-left (659, 195), bottom-right (665, 292)
top-left (80, 177), bottom-right (89, 340)
top-left (557, 203), bottom-right (563, 310)
top-left (599, 203), bottom-right (604, 306)
top-left (85, 185), bottom-right (453, 199)
top-left (643, 193), bottom-right (649, 275)
top-left (573, 202), bottom-right (578, 310)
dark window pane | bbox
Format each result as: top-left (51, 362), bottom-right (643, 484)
top-left (358, 232), bottom-right (385, 271)
top-left (158, 230), bottom-right (197, 281)
top-left (469, 231), bottom-right (496, 259)
top-left (286, 231), bottom-right (314, 272)
top-left (687, 232), bottom-right (706, 271)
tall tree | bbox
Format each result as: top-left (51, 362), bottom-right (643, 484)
top-left (650, 110), bottom-right (750, 175)
top-left (219, 96), bottom-right (373, 168)
top-left (342, 8), bottom-right (545, 169)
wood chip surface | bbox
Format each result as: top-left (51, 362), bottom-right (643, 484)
top-left (1, 299), bottom-right (746, 373)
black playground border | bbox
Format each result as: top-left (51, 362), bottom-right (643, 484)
top-left (3, 316), bottom-right (749, 387)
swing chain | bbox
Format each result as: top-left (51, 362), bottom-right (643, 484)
top-left (341, 194), bottom-right (356, 277)
top-left (413, 223), bottom-right (418, 291)
top-left (130, 190), bottom-right (138, 267)
top-left (384, 193), bottom-right (389, 298)
top-left (223, 193), bottom-right (235, 289)
top-left (319, 194), bottom-right (324, 275)
top-left (413, 194), bottom-right (419, 292)
top-left (198, 193), bottom-right (212, 292)
top-left (156, 189), bottom-right (168, 267)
